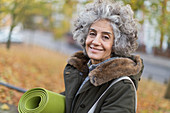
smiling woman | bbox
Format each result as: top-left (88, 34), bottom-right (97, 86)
top-left (86, 19), bottom-right (114, 64)
top-left (61, 0), bottom-right (144, 113)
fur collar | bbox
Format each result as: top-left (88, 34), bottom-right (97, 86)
top-left (68, 51), bottom-right (143, 86)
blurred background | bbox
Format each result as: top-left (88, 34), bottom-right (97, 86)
top-left (0, 0), bottom-right (170, 113)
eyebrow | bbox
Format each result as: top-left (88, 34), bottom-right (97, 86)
top-left (89, 28), bottom-right (112, 35)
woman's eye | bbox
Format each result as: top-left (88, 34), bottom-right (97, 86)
top-left (103, 36), bottom-right (109, 40)
top-left (89, 32), bottom-right (96, 36)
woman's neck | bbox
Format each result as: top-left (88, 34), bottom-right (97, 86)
top-left (91, 55), bottom-right (111, 64)
top-left (91, 59), bottom-right (104, 64)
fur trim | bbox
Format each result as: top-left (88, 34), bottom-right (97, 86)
top-left (67, 51), bottom-right (89, 75)
top-left (68, 51), bottom-right (143, 86)
top-left (89, 56), bottom-right (142, 86)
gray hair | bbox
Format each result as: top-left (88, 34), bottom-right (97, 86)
top-left (72, 0), bottom-right (138, 56)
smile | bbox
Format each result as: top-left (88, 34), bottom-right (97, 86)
top-left (89, 46), bottom-right (103, 51)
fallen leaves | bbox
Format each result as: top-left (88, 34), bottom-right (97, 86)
top-left (0, 44), bottom-right (170, 113)
top-left (137, 78), bottom-right (170, 113)
top-left (1, 104), bottom-right (10, 110)
top-left (0, 45), bottom-right (68, 106)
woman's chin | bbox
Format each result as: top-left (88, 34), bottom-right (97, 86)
top-left (88, 52), bottom-right (101, 59)
top-left (88, 54), bottom-right (103, 62)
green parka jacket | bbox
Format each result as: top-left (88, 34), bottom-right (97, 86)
top-left (63, 51), bottom-right (143, 113)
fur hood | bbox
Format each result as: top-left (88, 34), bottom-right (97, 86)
top-left (67, 51), bottom-right (143, 86)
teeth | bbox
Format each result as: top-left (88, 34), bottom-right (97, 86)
top-left (90, 45), bottom-right (102, 51)
top-left (90, 45), bottom-right (94, 48)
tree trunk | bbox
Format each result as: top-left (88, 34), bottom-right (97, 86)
top-left (6, 0), bottom-right (17, 49)
top-left (165, 79), bottom-right (170, 99)
top-left (159, 0), bottom-right (167, 49)
top-left (6, 25), bottom-right (14, 49)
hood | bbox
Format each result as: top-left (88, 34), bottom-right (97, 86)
top-left (67, 51), bottom-right (143, 87)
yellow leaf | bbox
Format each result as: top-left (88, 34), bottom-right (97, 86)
top-left (1, 104), bottom-right (10, 110)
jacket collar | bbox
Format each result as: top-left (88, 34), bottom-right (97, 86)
top-left (68, 51), bottom-right (143, 86)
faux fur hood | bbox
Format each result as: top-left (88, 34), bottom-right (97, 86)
top-left (67, 51), bottom-right (143, 86)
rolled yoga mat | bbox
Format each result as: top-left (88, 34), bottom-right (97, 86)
top-left (18, 88), bottom-right (65, 113)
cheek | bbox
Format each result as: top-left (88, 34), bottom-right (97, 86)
top-left (105, 42), bottom-right (113, 53)
top-left (85, 37), bottom-right (91, 46)
top-left (85, 37), bottom-right (90, 51)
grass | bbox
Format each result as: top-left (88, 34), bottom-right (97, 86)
top-left (0, 44), bottom-right (170, 113)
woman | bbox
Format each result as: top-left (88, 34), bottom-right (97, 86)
top-left (63, 0), bottom-right (144, 113)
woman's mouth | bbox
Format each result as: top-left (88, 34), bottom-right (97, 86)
top-left (89, 46), bottom-right (103, 52)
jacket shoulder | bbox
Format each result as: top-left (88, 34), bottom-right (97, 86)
top-left (94, 79), bottom-right (136, 113)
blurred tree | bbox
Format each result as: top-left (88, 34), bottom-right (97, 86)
top-left (0, 0), bottom-right (7, 27)
top-left (22, 0), bottom-right (57, 31)
top-left (146, 0), bottom-right (169, 50)
top-left (165, 79), bottom-right (170, 99)
top-left (52, 0), bottom-right (78, 38)
top-left (116, 0), bottom-right (148, 24)
top-left (117, 0), bottom-right (170, 50)
top-left (168, 16), bottom-right (170, 48)
top-left (53, 0), bottom-right (91, 38)
top-left (165, 2), bottom-right (170, 49)
top-left (0, 0), bottom-right (28, 49)
top-left (159, 0), bottom-right (168, 49)
top-left (0, 0), bottom-right (57, 49)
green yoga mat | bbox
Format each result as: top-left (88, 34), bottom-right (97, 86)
top-left (18, 88), bottom-right (65, 113)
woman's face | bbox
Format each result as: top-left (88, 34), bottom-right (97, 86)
top-left (85, 19), bottom-right (114, 64)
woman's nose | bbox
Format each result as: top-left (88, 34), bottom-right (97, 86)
top-left (92, 35), bottom-right (101, 45)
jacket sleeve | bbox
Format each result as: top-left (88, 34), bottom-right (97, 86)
top-left (60, 91), bottom-right (65, 96)
top-left (99, 80), bottom-right (136, 113)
